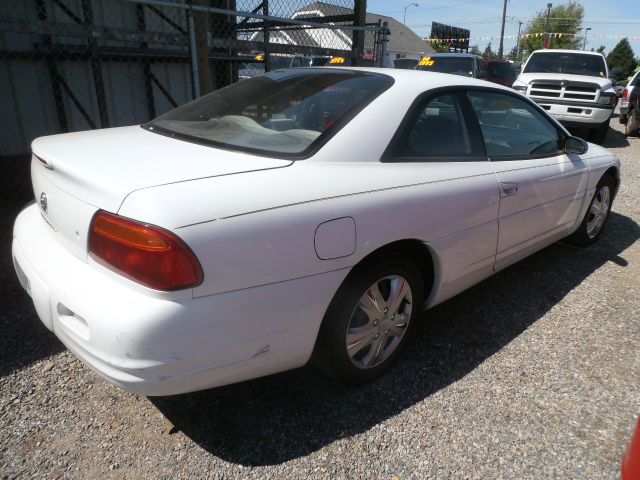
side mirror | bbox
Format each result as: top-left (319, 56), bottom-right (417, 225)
top-left (564, 136), bottom-right (589, 155)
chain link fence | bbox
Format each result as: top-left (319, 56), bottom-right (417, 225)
top-left (0, 0), bottom-right (386, 213)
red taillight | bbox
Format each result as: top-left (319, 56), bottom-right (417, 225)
top-left (622, 88), bottom-right (629, 100)
top-left (89, 211), bottom-right (203, 291)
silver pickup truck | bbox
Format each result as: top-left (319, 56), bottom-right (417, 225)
top-left (512, 49), bottom-right (617, 144)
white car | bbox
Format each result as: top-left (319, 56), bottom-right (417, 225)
top-left (13, 68), bottom-right (620, 396)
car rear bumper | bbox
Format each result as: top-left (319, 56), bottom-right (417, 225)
top-left (12, 204), bottom-right (345, 396)
top-left (620, 101), bottom-right (630, 115)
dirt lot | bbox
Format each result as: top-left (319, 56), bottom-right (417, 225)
top-left (1, 119), bottom-right (639, 479)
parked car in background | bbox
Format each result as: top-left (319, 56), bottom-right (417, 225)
top-left (238, 54), bottom-right (329, 79)
top-left (622, 416), bottom-right (640, 480)
top-left (620, 71), bottom-right (639, 130)
top-left (394, 58), bottom-right (419, 70)
top-left (485, 60), bottom-right (517, 87)
top-left (512, 49), bottom-right (617, 144)
top-left (613, 79), bottom-right (625, 97)
top-left (13, 68), bottom-right (620, 396)
top-left (415, 53), bottom-right (487, 79)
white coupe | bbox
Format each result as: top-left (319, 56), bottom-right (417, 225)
top-left (12, 67), bottom-right (620, 396)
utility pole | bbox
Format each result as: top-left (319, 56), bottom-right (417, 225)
top-left (583, 27), bottom-right (591, 50)
top-left (516, 20), bottom-right (523, 60)
top-left (498, 0), bottom-right (508, 59)
top-left (544, 3), bottom-right (552, 48)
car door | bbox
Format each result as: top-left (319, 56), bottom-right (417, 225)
top-left (466, 89), bottom-right (589, 270)
top-left (382, 90), bottom-right (500, 303)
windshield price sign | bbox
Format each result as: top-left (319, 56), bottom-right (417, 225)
top-left (418, 57), bottom-right (435, 67)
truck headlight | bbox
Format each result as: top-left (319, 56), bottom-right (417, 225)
top-left (598, 93), bottom-right (616, 105)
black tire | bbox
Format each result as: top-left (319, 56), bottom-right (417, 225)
top-left (625, 108), bottom-right (638, 136)
top-left (588, 119), bottom-right (609, 144)
top-left (566, 175), bottom-right (615, 247)
top-left (314, 252), bottom-right (424, 385)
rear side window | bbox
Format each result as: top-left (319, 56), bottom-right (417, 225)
top-left (145, 69), bottom-right (393, 158)
top-left (387, 92), bottom-right (484, 160)
top-left (467, 90), bottom-right (562, 159)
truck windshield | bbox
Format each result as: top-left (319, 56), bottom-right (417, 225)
top-left (144, 69), bottom-right (393, 158)
top-left (523, 52), bottom-right (606, 77)
top-left (415, 57), bottom-right (474, 77)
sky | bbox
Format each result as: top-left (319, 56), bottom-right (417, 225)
top-left (366, 0), bottom-right (640, 56)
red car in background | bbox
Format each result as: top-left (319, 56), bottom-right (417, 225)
top-left (623, 416), bottom-right (640, 480)
top-left (486, 60), bottom-right (517, 88)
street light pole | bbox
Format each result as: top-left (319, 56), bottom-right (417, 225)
top-left (403, 3), bottom-right (418, 25)
top-left (544, 2), bottom-right (552, 48)
top-left (583, 27), bottom-right (591, 50)
top-left (498, 0), bottom-right (508, 59)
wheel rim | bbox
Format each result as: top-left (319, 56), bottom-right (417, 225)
top-left (345, 275), bottom-right (413, 369)
top-left (586, 185), bottom-right (611, 239)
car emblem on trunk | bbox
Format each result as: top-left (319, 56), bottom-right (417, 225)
top-left (40, 192), bottom-right (48, 213)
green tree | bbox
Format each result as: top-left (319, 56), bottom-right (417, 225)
top-left (520, 2), bottom-right (584, 56)
top-left (428, 39), bottom-right (450, 53)
top-left (508, 45), bottom-right (523, 62)
top-left (469, 44), bottom-right (481, 56)
top-left (606, 38), bottom-right (636, 78)
top-left (483, 42), bottom-right (497, 60)
top-left (596, 45), bottom-right (606, 55)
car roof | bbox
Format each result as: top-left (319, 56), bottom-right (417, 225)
top-left (426, 53), bottom-right (482, 59)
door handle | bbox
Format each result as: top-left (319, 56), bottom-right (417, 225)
top-left (499, 182), bottom-right (519, 197)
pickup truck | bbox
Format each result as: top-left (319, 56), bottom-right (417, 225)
top-left (512, 49), bottom-right (617, 144)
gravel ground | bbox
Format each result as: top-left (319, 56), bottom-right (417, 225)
top-left (1, 118), bottom-right (639, 480)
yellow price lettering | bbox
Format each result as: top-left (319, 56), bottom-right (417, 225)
top-left (418, 56), bottom-right (435, 67)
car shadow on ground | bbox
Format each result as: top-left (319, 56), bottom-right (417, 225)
top-left (151, 211), bottom-right (639, 466)
top-left (603, 126), bottom-right (630, 149)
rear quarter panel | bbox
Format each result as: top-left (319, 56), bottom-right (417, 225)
top-left (119, 160), bottom-right (501, 304)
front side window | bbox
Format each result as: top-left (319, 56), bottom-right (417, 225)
top-left (145, 69), bottom-right (393, 157)
top-left (389, 93), bottom-right (480, 159)
top-left (523, 52), bottom-right (607, 77)
top-left (467, 90), bottom-right (562, 159)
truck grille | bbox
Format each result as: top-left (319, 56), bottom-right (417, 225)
top-left (529, 81), bottom-right (599, 102)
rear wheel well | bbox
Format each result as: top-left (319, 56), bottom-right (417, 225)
top-left (347, 239), bottom-right (435, 304)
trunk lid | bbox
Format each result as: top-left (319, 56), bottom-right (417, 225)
top-left (30, 125), bottom-right (292, 261)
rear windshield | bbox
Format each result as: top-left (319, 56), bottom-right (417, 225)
top-left (144, 69), bottom-right (393, 158)
top-left (523, 52), bottom-right (607, 77)
top-left (415, 57), bottom-right (474, 77)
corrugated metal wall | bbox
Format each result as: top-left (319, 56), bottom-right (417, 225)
top-left (0, 0), bottom-right (194, 157)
